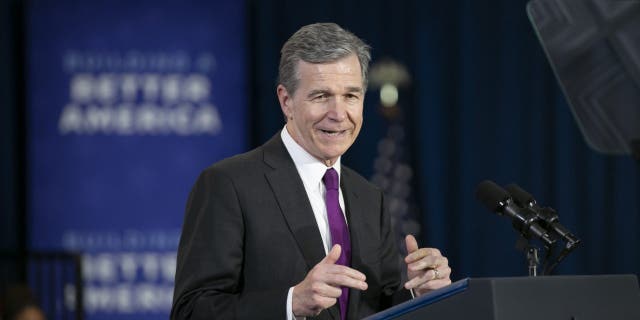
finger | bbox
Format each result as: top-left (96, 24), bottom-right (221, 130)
top-left (405, 234), bottom-right (419, 254)
top-left (405, 248), bottom-right (442, 263)
top-left (436, 266), bottom-right (452, 279)
top-left (405, 266), bottom-right (452, 289)
top-left (310, 282), bottom-right (343, 298)
top-left (321, 244), bottom-right (341, 265)
top-left (407, 256), bottom-right (448, 272)
top-left (326, 264), bottom-right (367, 281)
top-left (325, 272), bottom-right (368, 290)
top-left (405, 248), bottom-right (442, 264)
top-left (404, 269), bottom-right (437, 289)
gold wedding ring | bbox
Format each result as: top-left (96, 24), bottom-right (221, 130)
top-left (432, 268), bottom-right (440, 280)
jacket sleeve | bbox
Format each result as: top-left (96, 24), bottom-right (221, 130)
top-left (170, 168), bottom-right (289, 320)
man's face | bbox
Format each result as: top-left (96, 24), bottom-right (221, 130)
top-left (277, 54), bottom-right (364, 166)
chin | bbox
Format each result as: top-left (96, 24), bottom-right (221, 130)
top-left (314, 141), bottom-right (352, 158)
top-left (319, 150), bottom-right (347, 161)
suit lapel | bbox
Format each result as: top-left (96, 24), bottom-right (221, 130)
top-left (262, 134), bottom-right (326, 271)
top-left (341, 168), bottom-right (365, 319)
top-left (262, 133), bottom-right (348, 320)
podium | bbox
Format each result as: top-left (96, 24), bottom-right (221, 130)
top-left (365, 275), bottom-right (640, 320)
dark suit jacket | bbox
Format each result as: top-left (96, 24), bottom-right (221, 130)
top-left (171, 133), bottom-right (407, 319)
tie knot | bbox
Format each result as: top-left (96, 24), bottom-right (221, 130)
top-left (322, 168), bottom-right (339, 190)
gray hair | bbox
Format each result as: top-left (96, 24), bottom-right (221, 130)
top-left (278, 23), bottom-right (371, 95)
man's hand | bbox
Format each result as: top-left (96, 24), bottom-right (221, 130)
top-left (292, 244), bottom-right (368, 317)
top-left (404, 234), bottom-right (452, 296)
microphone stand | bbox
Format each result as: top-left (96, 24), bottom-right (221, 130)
top-left (527, 247), bottom-right (539, 277)
top-left (515, 235), bottom-right (543, 277)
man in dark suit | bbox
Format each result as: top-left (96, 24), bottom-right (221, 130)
top-left (171, 23), bottom-right (451, 320)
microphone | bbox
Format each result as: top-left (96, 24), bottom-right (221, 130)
top-left (504, 184), bottom-right (581, 248)
top-left (475, 180), bottom-right (556, 246)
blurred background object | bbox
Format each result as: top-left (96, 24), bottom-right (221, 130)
top-left (1, 284), bottom-right (46, 320)
top-left (368, 59), bottom-right (422, 264)
top-left (528, 0), bottom-right (640, 157)
top-left (1, 253), bottom-right (81, 320)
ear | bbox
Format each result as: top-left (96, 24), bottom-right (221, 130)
top-left (277, 84), bottom-right (293, 121)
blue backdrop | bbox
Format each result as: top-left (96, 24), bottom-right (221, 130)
top-left (26, 0), bottom-right (246, 318)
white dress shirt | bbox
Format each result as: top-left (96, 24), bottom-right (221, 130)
top-left (281, 126), bottom-right (347, 320)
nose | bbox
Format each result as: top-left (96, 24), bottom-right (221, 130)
top-left (326, 98), bottom-right (347, 122)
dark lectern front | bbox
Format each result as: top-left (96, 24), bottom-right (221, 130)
top-left (365, 275), bottom-right (640, 320)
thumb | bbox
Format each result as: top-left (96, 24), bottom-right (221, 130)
top-left (321, 244), bottom-right (341, 264)
top-left (405, 234), bottom-right (419, 254)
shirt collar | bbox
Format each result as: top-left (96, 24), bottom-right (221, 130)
top-left (281, 126), bottom-right (341, 189)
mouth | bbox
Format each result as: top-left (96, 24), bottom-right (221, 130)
top-left (319, 129), bottom-right (348, 137)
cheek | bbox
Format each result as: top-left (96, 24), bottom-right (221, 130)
top-left (298, 105), bottom-right (325, 122)
top-left (349, 108), bottom-right (364, 125)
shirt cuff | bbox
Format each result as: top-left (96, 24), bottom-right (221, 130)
top-left (286, 286), bottom-right (306, 320)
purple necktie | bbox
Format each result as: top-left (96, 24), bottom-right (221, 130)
top-left (322, 168), bottom-right (351, 320)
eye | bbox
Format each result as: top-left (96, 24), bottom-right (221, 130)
top-left (312, 94), bottom-right (329, 102)
top-left (345, 93), bottom-right (360, 101)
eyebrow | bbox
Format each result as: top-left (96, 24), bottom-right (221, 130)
top-left (344, 86), bottom-right (364, 94)
top-left (306, 86), bottom-right (364, 98)
top-left (306, 89), bottom-right (331, 98)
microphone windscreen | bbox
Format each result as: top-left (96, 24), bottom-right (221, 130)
top-left (475, 180), bottom-right (509, 212)
top-left (505, 184), bottom-right (535, 207)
